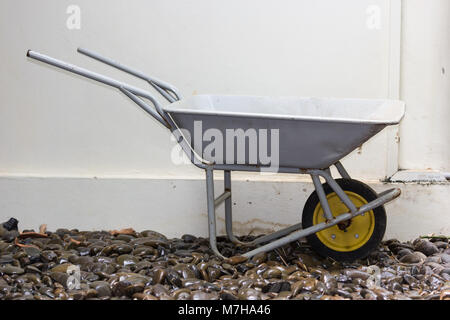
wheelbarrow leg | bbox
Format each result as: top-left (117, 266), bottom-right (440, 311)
top-left (224, 170), bottom-right (242, 244)
top-left (205, 167), bottom-right (226, 259)
top-left (205, 166), bottom-right (400, 260)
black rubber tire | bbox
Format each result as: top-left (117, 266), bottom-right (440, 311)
top-left (302, 178), bottom-right (386, 262)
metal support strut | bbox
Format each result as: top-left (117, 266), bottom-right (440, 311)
top-left (205, 164), bottom-right (400, 260)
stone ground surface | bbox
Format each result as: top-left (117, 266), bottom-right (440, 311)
top-left (0, 225), bottom-right (449, 300)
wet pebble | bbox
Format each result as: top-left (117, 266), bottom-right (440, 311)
top-left (262, 281), bottom-right (291, 293)
top-left (399, 252), bottom-right (424, 264)
top-left (117, 254), bottom-right (140, 267)
top-left (90, 281), bottom-right (112, 297)
top-left (414, 239), bottom-right (439, 256)
top-left (0, 265), bottom-right (24, 275)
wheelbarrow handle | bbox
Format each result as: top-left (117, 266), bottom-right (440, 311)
top-left (77, 48), bottom-right (182, 103)
top-left (26, 50), bottom-right (171, 129)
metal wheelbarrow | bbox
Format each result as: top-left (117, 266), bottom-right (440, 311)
top-left (27, 48), bottom-right (405, 262)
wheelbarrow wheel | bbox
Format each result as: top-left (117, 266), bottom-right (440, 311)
top-left (302, 178), bottom-right (386, 262)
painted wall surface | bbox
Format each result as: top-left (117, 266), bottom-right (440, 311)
top-left (399, 0), bottom-right (450, 172)
top-left (0, 175), bottom-right (448, 241)
top-left (0, 0), bottom-right (400, 180)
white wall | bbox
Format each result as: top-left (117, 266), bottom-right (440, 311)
top-left (1, 175), bottom-right (448, 241)
top-left (0, 0), bottom-right (400, 180)
top-left (399, 0), bottom-right (450, 172)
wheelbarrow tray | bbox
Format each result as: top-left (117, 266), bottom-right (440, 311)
top-left (164, 95), bottom-right (405, 169)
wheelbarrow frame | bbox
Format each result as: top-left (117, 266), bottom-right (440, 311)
top-left (26, 48), bottom-right (401, 259)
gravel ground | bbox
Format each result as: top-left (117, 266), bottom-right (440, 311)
top-left (0, 222), bottom-right (449, 300)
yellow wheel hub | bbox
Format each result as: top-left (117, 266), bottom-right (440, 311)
top-left (313, 191), bottom-right (375, 252)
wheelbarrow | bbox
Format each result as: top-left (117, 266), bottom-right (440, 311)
top-left (27, 48), bottom-right (405, 262)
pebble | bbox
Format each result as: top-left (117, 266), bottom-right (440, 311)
top-left (399, 252), bottom-right (424, 264)
top-left (0, 265), bottom-right (24, 275)
top-left (262, 281), bottom-right (291, 293)
top-left (414, 239), bottom-right (439, 256)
